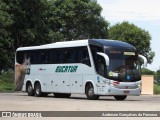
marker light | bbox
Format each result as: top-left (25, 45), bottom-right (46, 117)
top-left (113, 81), bottom-right (120, 85)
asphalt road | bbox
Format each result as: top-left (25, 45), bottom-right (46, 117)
top-left (0, 92), bottom-right (160, 120)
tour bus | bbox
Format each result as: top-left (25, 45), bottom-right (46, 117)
top-left (15, 39), bottom-right (147, 100)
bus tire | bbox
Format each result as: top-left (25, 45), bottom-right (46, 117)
top-left (86, 84), bottom-right (99, 100)
top-left (26, 83), bottom-right (34, 96)
top-left (114, 95), bottom-right (127, 100)
top-left (34, 83), bottom-right (42, 97)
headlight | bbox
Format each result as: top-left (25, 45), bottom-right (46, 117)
top-left (137, 82), bottom-right (142, 88)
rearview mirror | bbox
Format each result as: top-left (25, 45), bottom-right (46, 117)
top-left (138, 55), bottom-right (147, 67)
top-left (97, 52), bottom-right (110, 66)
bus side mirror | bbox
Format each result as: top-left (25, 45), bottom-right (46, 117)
top-left (97, 52), bottom-right (110, 66)
top-left (138, 55), bottom-right (147, 68)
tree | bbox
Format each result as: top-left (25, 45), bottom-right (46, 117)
top-left (3, 0), bottom-right (109, 48)
top-left (49, 0), bottom-right (109, 41)
top-left (109, 21), bottom-right (155, 64)
top-left (156, 70), bottom-right (160, 80)
top-left (0, 1), bottom-right (13, 70)
top-left (3, 0), bottom-right (55, 51)
top-left (141, 68), bottom-right (155, 75)
top-left (1, 0), bottom-right (109, 69)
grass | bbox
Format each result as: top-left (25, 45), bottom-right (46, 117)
top-left (0, 72), bottom-right (15, 92)
top-left (154, 83), bottom-right (160, 95)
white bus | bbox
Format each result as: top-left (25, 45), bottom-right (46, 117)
top-left (15, 39), bottom-right (147, 100)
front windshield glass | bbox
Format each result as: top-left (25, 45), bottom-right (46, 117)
top-left (106, 50), bottom-right (141, 82)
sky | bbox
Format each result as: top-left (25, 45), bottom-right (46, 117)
top-left (97, 0), bottom-right (160, 71)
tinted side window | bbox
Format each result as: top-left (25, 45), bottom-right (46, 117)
top-left (40, 50), bottom-right (50, 64)
top-left (77, 47), bottom-right (91, 67)
top-left (51, 49), bottom-right (56, 64)
top-left (70, 48), bottom-right (77, 63)
top-left (64, 49), bottom-right (71, 63)
top-left (16, 50), bottom-right (33, 64)
top-left (16, 51), bottom-right (25, 64)
top-left (51, 49), bottom-right (65, 64)
top-left (29, 50), bottom-right (39, 64)
top-left (90, 45), bottom-right (105, 75)
top-left (50, 47), bottom-right (91, 66)
top-left (17, 46), bottom-right (92, 66)
top-left (59, 49), bottom-right (65, 63)
top-left (96, 55), bottom-right (106, 77)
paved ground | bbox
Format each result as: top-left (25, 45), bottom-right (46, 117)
top-left (0, 92), bottom-right (160, 120)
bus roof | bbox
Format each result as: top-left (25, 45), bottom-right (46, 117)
top-left (17, 39), bottom-right (89, 51)
top-left (17, 39), bottom-right (136, 51)
top-left (89, 39), bottom-right (136, 50)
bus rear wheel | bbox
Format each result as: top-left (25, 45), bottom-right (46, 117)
top-left (34, 83), bottom-right (43, 97)
top-left (86, 84), bottom-right (99, 100)
top-left (26, 83), bottom-right (34, 96)
top-left (114, 95), bottom-right (127, 100)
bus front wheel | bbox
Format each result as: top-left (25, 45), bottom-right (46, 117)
top-left (86, 84), bottom-right (99, 100)
top-left (114, 95), bottom-right (127, 100)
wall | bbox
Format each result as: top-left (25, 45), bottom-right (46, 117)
top-left (141, 75), bottom-right (154, 95)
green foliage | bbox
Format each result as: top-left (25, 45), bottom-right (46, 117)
top-left (0, 1), bottom-right (14, 70)
top-left (48, 0), bottom-right (109, 41)
top-left (154, 84), bottom-right (160, 95)
top-left (109, 21), bottom-right (155, 64)
top-left (155, 70), bottom-right (160, 80)
top-left (3, 0), bottom-right (54, 49)
top-left (3, 0), bottom-right (109, 48)
top-left (141, 68), bottom-right (155, 75)
top-left (0, 0), bottom-right (109, 69)
top-left (0, 72), bottom-right (15, 92)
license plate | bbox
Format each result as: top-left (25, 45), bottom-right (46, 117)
top-left (123, 91), bottom-right (130, 94)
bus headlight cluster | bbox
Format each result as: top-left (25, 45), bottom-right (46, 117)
top-left (136, 82), bottom-right (141, 88)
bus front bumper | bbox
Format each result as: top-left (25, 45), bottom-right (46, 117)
top-left (97, 85), bottom-right (141, 96)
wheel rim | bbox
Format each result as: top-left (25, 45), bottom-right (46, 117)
top-left (88, 88), bottom-right (94, 97)
top-left (36, 86), bottom-right (40, 95)
top-left (28, 86), bottom-right (32, 93)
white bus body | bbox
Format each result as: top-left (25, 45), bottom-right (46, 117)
top-left (15, 39), bottom-right (147, 100)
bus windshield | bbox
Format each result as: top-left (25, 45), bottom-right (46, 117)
top-left (106, 50), bottom-right (141, 82)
